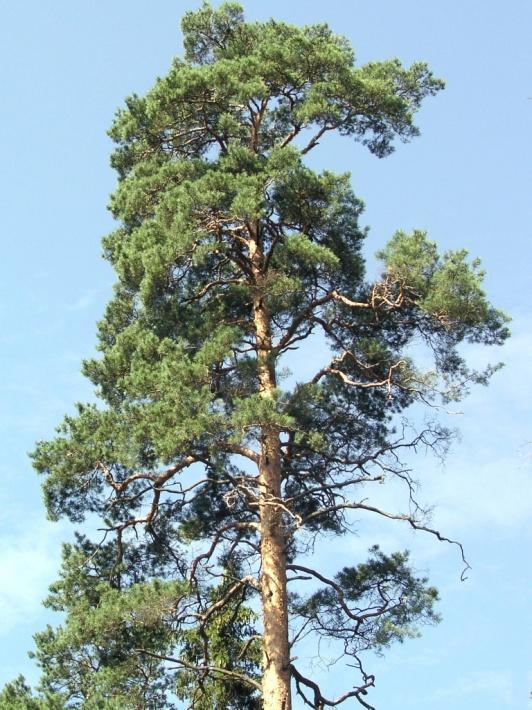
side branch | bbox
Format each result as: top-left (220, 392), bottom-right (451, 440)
top-left (311, 361), bottom-right (406, 397)
top-left (287, 564), bottom-right (363, 625)
top-left (136, 649), bottom-right (262, 692)
top-left (290, 663), bottom-right (375, 709)
top-left (302, 501), bottom-right (470, 579)
top-left (331, 289), bottom-right (372, 309)
top-left (300, 124), bottom-right (337, 155)
top-left (97, 455), bottom-right (197, 495)
top-left (201, 575), bottom-right (261, 624)
top-left (219, 443), bottom-right (260, 464)
top-left (189, 521), bottom-right (259, 583)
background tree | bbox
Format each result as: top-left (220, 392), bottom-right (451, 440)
top-left (5, 3), bottom-right (509, 708)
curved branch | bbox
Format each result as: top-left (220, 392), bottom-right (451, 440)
top-left (287, 564), bottom-right (363, 624)
top-left (290, 663), bottom-right (375, 709)
top-left (189, 521), bottom-right (259, 583)
top-left (301, 501), bottom-right (470, 579)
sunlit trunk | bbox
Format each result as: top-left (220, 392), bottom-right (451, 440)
top-left (251, 228), bottom-right (292, 710)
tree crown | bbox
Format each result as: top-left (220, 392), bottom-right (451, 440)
top-left (11, 4), bottom-right (509, 708)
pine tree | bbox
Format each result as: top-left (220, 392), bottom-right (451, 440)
top-left (8, 3), bottom-right (509, 708)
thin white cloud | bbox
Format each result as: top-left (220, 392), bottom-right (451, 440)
top-left (65, 289), bottom-right (98, 312)
top-left (423, 453), bottom-right (532, 533)
top-left (429, 670), bottom-right (519, 705)
top-left (0, 517), bottom-right (66, 636)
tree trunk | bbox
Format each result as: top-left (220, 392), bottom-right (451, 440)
top-left (251, 231), bottom-right (292, 710)
top-left (258, 424), bottom-right (291, 710)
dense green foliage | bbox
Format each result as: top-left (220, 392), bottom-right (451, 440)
top-left (5, 3), bottom-right (508, 707)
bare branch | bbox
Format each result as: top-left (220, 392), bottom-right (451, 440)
top-left (300, 124), bottom-right (337, 155)
top-left (301, 500), bottom-right (470, 579)
top-left (290, 663), bottom-right (375, 708)
top-left (287, 564), bottom-right (363, 625)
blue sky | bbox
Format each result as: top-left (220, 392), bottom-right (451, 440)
top-left (0, 1), bottom-right (530, 707)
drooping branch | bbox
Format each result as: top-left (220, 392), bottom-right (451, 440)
top-left (301, 500), bottom-right (470, 578)
top-left (290, 663), bottom-right (375, 709)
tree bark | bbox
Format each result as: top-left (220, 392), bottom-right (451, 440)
top-left (250, 230), bottom-right (292, 710)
